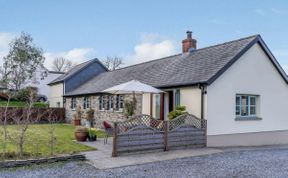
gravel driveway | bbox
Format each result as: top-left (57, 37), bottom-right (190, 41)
top-left (1, 149), bottom-right (288, 178)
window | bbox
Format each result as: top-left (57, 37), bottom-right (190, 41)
top-left (83, 96), bottom-right (91, 109)
top-left (174, 89), bottom-right (180, 107)
top-left (236, 95), bottom-right (257, 117)
top-left (99, 95), bottom-right (105, 110)
top-left (107, 95), bottom-right (114, 110)
top-left (71, 97), bottom-right (76, 109)
top-left (152, 94), bottom-right (161, 119)
top-left (115, 95), bottom-right (124, 111)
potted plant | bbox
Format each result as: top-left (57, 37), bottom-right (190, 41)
top-left (88, 128), bottom-right (97, 141)
top-left (73, 106), bottom-right (82, 126)
top-left (85, 108), bottom-right (95, 128)
top-left (124, 100), bottom-right (135, 119)
top-left (74, 126), bottom-right (88, 142)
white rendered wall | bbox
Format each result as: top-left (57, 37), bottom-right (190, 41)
top-left (207, 43), bottom-right (288, 136)
top-left (180, 87), bottom-right (202, 119)
top-left (49, 83), bottom-right (64, 107)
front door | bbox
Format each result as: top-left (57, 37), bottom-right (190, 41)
top-left (168, 90), bottom-right (174, 112)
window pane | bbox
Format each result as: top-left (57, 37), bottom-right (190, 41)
top-left (236, 96), bottom-right (240, 105)
top-left (155, 94), bottom-right (160, 119)
top-left (241, 105), bottom-right (249, 116)
top-left (175, 89), bottom-right (180, 107)
top-left (116, 95), bottom-right (119, 110)
top-left (250, 96), bottom-right (256, 105)
top-left (110, 96), bottom-right (113, 110)
top-left (250, 106), bottom-right (256, 115)
top-left (241, 96), bottom-right (248, 106)
top-left (120, 95), bottom-right (124, 109)
top-left (236, 106), bottom-right (240, 115)
top-left (153, 94), bottom-right (161, 119)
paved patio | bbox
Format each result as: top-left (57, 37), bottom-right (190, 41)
top-left (80, 138), bottom-right (223, 169)
top-left (80, 138), bottom-right (288, 169)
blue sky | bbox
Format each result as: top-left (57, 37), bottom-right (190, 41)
top-left (0, 0), bottom-right (287, 72)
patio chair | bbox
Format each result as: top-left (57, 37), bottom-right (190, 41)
top-left (103, 121), bottom-right (113, 144)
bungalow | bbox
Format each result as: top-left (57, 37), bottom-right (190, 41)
top-left (50, 32), bottom-right (288, 147)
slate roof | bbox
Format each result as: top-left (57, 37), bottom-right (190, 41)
top-left (48, 58), bottom-right (105, 85)
top-left (64, 35), bottom-right (288, 96)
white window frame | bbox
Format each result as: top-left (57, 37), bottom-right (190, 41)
top-left (107, 95), bottom-right (114, 111)
top-left (116, 95), bottom-right (124, 111)
top-left (71, 97), bottom-right (77, 109)
top-left (236, 95), bottom-right (257, 117)
top-left (83, 96), bottom-right (90, 109)
top-left (99, 95), bottom-right (105, 111)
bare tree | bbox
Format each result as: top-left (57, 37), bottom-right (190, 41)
top-left (7, 89), bottom-right (43, 158)
top-left (52, 57), bottom-right (75, 72)
top-left (47, 109), bottom-right (57, 156)
top-left (0, 91), bottom-right (16, 158)
top-left (101, 56), bottom-right (123, 71)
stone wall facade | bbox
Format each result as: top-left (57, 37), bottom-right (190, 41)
top-left (65, 94), bottom-right (142, 128)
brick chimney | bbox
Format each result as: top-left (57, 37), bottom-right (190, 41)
top-left (182, 31), bottom-right (197, 53)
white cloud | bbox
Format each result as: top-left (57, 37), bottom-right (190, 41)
top-left (125, 33), bottom-right (176, 65)
top-left (44, 48), bottom-right (96, 70)
top-left (0, 32), bottom-right (16, 63)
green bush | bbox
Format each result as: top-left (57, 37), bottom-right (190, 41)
top-left (124, 100), bottom-right (135, 118)
top-left (168, 106), bottom-right (188, 120)
top-left (32, 102), bottom-right (49, 108)
top-left (15, 86), bottom-right (38, 102)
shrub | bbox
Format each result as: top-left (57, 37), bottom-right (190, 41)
top-left (86, 108), bottom-right (94, 122)
top-left (124, 100), bottom-right (135, 118)
top-left (15, 86), bottom-right (38, 102)
top-left (168, 106), bottom-right (188, 120)
top-left (88, 128), bottom-right (97, 138)
top-left (73, 106), bottom-right (83, 120)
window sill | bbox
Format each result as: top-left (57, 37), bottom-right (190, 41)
top-left (99, 109), bottom-right (123, 113)
top-left (235, 117), bottom-right (262, 121)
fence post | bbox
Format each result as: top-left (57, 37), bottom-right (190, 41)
top-left (112, 122), bottom-right (118, 157)
top-left (163, 120), bottom-right (168, 151)
top-left (62, 108), bottom-right (66, 122)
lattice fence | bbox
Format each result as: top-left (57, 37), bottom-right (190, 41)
top-left (116, 114), bottom-right (164, 134)
top-left (112, 114), bottom-right (207, 157)
top-left (169, 114), bottom-right (206, 131)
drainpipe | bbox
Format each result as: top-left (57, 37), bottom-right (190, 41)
top-left (198, 84), bottom-right (207, 119)
top-left (199, 84), bottom-right (207, 147)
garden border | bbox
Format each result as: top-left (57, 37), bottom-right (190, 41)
top-left (0, 154), bottom-right (86, 168)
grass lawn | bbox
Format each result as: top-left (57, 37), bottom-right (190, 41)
top-left (0, 101), bottom-right (49, 108)
top-left (0, 124), bottom-right (105, 160)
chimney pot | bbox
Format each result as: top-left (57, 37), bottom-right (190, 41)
top-left (182, 31), bottom-right (197, 53)
top-left (186, 31), bottom-right (192, 39)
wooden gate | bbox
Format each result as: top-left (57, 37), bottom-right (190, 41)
top-left (168, 114), bottom-right (207, 149)
top-left (112, 114), bottom-right (206, 157)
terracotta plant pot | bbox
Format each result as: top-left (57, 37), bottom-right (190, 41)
top-left (73, 119), bottom-right (81, 126)
top-left (75, 131), bottom-right (88, 142)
